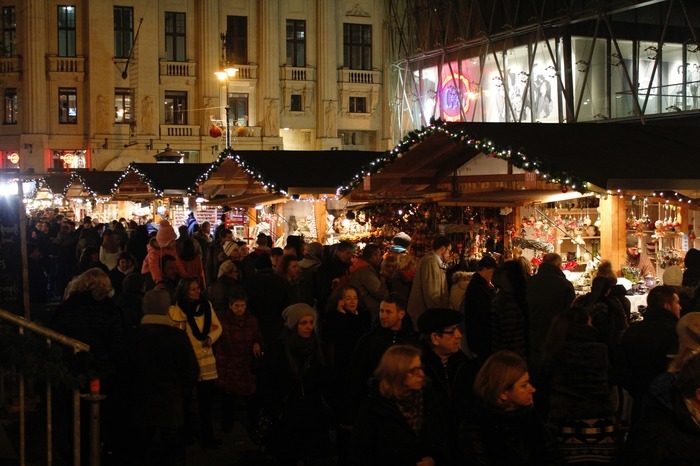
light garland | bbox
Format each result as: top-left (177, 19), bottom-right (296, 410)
top-left (193, 148), bottom-right (341, 202)
top-left (110, 164), bottom-right (165, 198)
top-left (336, 118), bottom-right (592, 197)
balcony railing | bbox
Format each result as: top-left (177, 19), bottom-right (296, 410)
top-left (47, 56), bottom-right (85, 73)
top-left (229, 64), bottom-right (258, 80)
top-left (281, 66), bottom-right (315, 82)
top-left (160, 124), bottom-right (201, 137)
top-left (159, 60), bottom-right (197, 77)
top-left (0, 56), bottom-right (20, 73)
top-left (338, 68), bottom-right (381, 84)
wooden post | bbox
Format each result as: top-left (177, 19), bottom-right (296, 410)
top-left (314, 199), bottom-right (327, 244)
top-left (599, 196), bottom-right (628, 275)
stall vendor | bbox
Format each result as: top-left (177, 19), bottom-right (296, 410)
top-left (626, 235), bottom-right (656, 278)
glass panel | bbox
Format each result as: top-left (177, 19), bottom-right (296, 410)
top-left (638, 40), bottom-right (660, 114)
top-left (571, 37), bottom-right (606, 122)
top-left (688, 45), bottom-right (700, 111)
top-left (662, 43), bottom-right (684, 113)
top-left (611, 40), bottom-right (635, 119)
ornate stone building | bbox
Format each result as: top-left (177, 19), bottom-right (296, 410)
top-left (0, 0), bottom-right (390, 172)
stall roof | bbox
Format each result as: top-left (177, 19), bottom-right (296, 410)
top-left (344, 121), bottom-right (700, 204)
top-left (448, 122), bottom-right (700, 194)
top-left (112, 163), bottom-right (211, 200)
top-left (66, 171), bottom-right (124, 198)
top-left (196, 150), bottom-right (383, 204)
top-left (39, 173), bottom-right (73, 196)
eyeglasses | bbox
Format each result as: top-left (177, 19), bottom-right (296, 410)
top-left (438, 327), bottom-right (460, 337)
top-left (408, 365), bottom-right (425, 376)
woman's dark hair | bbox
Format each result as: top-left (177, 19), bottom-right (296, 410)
top-left (180, 238), bottom-right (197, 261)
top-left (588, 276), bottom-right (613, 303)
top-left (175, 276), bottom-right (202, 305)
top-left (277, 254), bottom-right (299, 278)
top-left (541, 307), bottom-right (590, 359)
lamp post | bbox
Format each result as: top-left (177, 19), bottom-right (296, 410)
top-left (215, 67), bottom-right (237, 149)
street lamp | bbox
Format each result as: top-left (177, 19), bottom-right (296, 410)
top-left (215, 67), bottom-right (237, 149)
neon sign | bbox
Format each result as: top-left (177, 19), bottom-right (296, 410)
top-left (440, 72), bottom-right (474, 122)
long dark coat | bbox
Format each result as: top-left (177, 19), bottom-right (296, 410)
top-left (214, 311), bottom-right (263, 396)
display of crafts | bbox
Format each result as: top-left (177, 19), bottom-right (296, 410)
top-left (658, 248), bottom-right (684, 269)
top-left (621, 266), bottom-right (642, 282)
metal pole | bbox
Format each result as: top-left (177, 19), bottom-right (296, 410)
top-left (225, 80), bottom-right (231, 149)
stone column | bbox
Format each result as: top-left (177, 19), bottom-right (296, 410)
top-left (258, 0), bottom-right (282, 142)
top-left (315, 0), bottom-right (341, 149)
top-left (197, 0), bottom-right (221, 154)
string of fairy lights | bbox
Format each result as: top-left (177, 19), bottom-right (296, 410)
top-left (22, 121), bottom-right (698, 209)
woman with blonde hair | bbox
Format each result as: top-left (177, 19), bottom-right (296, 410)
top-left (464, 350), bottom-right (563, 465)
top-left (49, 267), bottom-right (128, 461)
top-left (351, 345), bottom-right (447, 466)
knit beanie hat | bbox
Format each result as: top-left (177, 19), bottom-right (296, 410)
top-left (662, 265), bottom-right (683, 286)
top-left (305, 242), bottom-right (323, 258)
top-left (626, 235), bottom-right (638, 248)
top-left (393, 232), bottom-right (412, 248)
top-left (217, 259), bottom-right (236, 278)
top-left (282, 303), bottom-right (315, 329)
top-left (156, 220), bottom-right (177, 247)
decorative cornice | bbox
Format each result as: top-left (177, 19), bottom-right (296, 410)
top-left (346, 3), bottom-right (370, 17)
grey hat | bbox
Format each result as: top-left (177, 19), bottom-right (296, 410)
top-left (393, 232), bottom-right (412, 248)
top-left (142, 289), bottom-right (172, 316)
top-left (282, 303), bottom-right (315, 329)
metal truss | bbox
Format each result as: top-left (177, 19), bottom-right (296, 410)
top-left (387, 0), bottom-right (700, 140)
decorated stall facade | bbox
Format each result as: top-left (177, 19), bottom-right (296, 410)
top-left (341, 120), bottom-right (699, 278)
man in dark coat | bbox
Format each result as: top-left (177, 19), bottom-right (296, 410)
top-left (316, 241), bottom-right (355, 312)
top-left (527, 253), bottom-right (575, 371)
top-left (129, 289), bottom-right (199, 466)
top-left (461, 255), bottom-right (497, 368)
top-left (623, 352), bottom-right (700, 465)
top-left (622, 285), bottom-right (681, 423)
top-left (244, 254), bottom-right (290, 350)
top-left (418, 308), bottom-right (478, 463)
top-left (345, 293), bottom-right (419, 421)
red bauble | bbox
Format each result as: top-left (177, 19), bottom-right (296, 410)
top-left (561, 186), bottom-right (569, 193)
top-left (209, 125), bottom-right (222, 138)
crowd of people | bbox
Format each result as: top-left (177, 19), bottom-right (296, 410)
top-left (20, 210), bottom-right (700, 465)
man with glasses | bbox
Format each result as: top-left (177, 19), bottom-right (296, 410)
top-left (418, 307), bottom-right (478, 463)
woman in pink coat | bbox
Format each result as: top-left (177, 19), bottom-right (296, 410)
top-left (141, 220), bottom-right (186, 286)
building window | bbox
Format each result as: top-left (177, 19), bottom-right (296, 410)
top-left (230, 93), bottom-right (248, 126)
top-left (343, 23), bottom-right (371, 70)
top-left (225, 16), bottom-right (247, 64)
top-left (2, 6), bottom-right (16, 58)
top-left (58, 88), bottom-right (77, 124)
top-left (4, 88), bottom-right (17, 124)
top-left (290, 94), bottom-right (303, 112)
top-left (57, 6), bottom-right (76, 57)
top-left (349, 96), bottom-right (367, 113)
top-left (165, 12), bottom-right (186, 62)
top-left (286, 20), bottom-right (305, 67)
top-left (114, 6), bottom-right (133, 59)
top-left (164, 91), bottom-right (187, 125)
top-left (114, 88), bottom-right (132, 123)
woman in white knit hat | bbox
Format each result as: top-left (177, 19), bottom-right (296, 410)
top-left (259, 303), bottom-right (332, 464)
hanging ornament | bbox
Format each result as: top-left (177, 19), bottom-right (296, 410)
top-left (209, 125), bottom-right (222, 138)
top-left (561, 185), bottom-right (569, 193)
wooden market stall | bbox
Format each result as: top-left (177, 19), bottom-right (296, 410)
top-left (194, 149), bottom-right (382, 244)
top-left (341, 121), bottom-right (700, 276)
